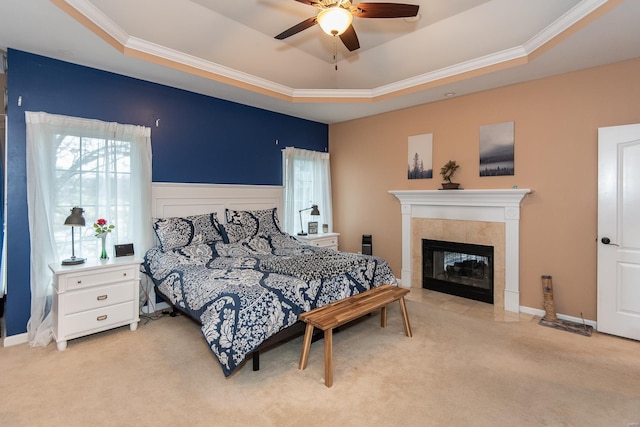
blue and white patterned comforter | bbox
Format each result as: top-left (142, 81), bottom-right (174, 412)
top-left (143, 233), bottom-right (397, 377)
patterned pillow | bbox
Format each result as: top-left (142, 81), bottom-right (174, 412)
top-left (153, 212), bottom-right (223, 252)
top-left (219, 223), bottom-right (247, 244)
top-left (225, 208), bottom-right (284, 240)
top-left (215, 234), bottom-right (273, 257)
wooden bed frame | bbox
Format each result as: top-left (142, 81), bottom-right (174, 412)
top-left (148, 182), bottom-right (307, 371)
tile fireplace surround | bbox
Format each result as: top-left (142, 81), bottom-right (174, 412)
top-left (389, 189), bottom-right (531, 313)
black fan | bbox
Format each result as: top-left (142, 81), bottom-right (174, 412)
top-left (275, 1), bottom-right (420, 52)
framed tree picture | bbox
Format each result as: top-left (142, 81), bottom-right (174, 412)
top-left (408, 133), bottom-right (433, 179)
top-left (479, 121), bottom-right (515, 176)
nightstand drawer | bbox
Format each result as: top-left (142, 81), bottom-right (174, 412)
top-left (312, 237), bottom-right (337, 247)
top-left (64, 282), bottom-right (136, 314)
top-left (296, 233), bottom-right (339, 251)
top-left (61, 266), bottom-right (138, 291)
top-left (64, 301), bottom-right (136, 337)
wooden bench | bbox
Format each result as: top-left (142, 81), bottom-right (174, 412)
top-left (298, 284), bottom-right (412, 387)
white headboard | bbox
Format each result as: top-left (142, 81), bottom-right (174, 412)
top-left (152, 182), bottom-right (284, 220)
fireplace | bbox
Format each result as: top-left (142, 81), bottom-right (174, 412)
top-left (423, 239), bottom-right (494, 304)
top-left (389, 189), bottom-right (530, 313)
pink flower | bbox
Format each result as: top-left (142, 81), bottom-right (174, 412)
top-left (96, 218), bottom-right (107, 226)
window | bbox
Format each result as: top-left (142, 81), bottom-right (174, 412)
top-left (282, 147), bottom-right (332, 235)
top-left (54, 134), bottom-right (134, 257)
top-left (25, 112), bottom-right (153, 346)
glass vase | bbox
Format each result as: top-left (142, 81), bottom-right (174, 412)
top-left (100, 234), bottom-right (108, 260)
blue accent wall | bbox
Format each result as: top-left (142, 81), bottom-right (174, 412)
top-left (4, 49), bottom-right (328, 337)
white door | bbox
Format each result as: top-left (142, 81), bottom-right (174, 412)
top-left (597, 123), bottom-right (640, 340)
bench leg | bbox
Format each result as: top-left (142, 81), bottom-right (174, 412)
top-left (324, 328), bottom-right (333, 387)
top-left (381, 305), bottom-right (387, 328)
top-left (299, 323), bottom-right (315, 370)
top-left (399, 297), bottom-right (413, 337)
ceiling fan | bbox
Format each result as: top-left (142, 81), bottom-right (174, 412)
top-left (275, 0), bottom-right (420, 52)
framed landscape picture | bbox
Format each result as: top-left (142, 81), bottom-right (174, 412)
top-left (408, 133), bottom-right (433, 179)
top-left (479, 121), bottom-right (515, 176)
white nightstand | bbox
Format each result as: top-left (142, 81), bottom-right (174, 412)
top-left (295, 232), bottom-right (340, 250)
top-left (49, 256), bottom-right (142, 351)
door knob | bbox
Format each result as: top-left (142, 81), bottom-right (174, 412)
top-left (601, 237), bottom-right (611, 244)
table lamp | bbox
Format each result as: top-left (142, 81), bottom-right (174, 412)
top-left (298, 204), bottom-right (320, 236)
top-left (62, 206), bottom-right (86, 265)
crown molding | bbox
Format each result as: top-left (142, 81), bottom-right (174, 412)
top-left (525, 0), bottom-right (608, 53)
top-left (64, 0), bottom-right (130, 45)
top-left (56, 0), bottom-right (613, 103)
top-left (125, 37), bottom-right (295, 97)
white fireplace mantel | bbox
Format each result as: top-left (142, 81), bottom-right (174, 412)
top-left (389, 189), bottom-right (531, 312)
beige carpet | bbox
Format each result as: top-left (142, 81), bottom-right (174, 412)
top-left (1, 295), bottom-right (639, 426)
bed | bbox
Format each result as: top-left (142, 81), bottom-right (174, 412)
top-left (142, 183), bottom-right (398, 377)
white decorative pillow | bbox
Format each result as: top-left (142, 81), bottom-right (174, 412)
top-left (153, 212), bottom-right (223, 252)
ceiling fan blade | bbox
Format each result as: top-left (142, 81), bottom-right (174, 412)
top-left (352, 3), bottom-right (419, 18)
top-left (275, 16), bottom-right (318, 40)
top-left (294, 0), bottom-right (319, 5)
top-left (339, 25), bottom-right (360, 52)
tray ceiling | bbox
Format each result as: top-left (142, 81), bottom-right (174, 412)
top-left (1, 0), bottom-right (639, 123)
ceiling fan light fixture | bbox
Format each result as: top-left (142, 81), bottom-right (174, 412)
top-left (317, 7), bottom-right (353, 36)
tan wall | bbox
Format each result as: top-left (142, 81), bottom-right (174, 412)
top-left (329, 57), bottom-right (640, 320)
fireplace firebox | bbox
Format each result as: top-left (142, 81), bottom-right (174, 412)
top-left (422, 239), bottom-right (494, 304)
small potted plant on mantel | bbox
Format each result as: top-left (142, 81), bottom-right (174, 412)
top-left (440, 160), bottom-right (461, 190)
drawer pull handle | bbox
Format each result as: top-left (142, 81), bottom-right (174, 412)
top-left (97, 295), bottom-right (108, 301)
top-left (123, 273), bottom-right (127, 277)
top-left (77, 280), bottom-right (82, 284)
top-left (97, 315), bottom-right (108, 321)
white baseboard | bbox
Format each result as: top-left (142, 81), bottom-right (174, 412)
top-left (2, 332), bottom-right (28, 347)
top-left (155, 301), bottom-right (171, 312)
top-left (519, 305), bottom-right (597, 329)
top-left (396, 279), bottom-right (597, 328)
top-left (140, 295), bottom-right (171, 313)
top-left (3, 289), bottom-right (595, 348)
top-left (3, 301), bottom-right (175, 348)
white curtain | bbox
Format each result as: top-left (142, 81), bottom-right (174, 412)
top-left (282, 147), bottom-right (332, 235)
top-left (25, 112), bottom-right (153, 347)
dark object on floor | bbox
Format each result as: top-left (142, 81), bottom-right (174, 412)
top-left (539, 317), bottom-right (593, 337)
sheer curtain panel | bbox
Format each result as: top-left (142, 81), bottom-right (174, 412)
top-left (25, 112), bottom-right (153, 346)
top-left (282, 147), bottom-right (332, 235)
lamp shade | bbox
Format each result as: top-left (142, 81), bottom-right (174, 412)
top-left (317, 7), bottom-right (353, 36)
top-left (310, 205), bottom-right (320, 216)
top-left (64, 207), bottom-right (86, 227)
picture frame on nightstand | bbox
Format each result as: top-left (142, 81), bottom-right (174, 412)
top-left (308, 221), bottom-right (318, 234)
